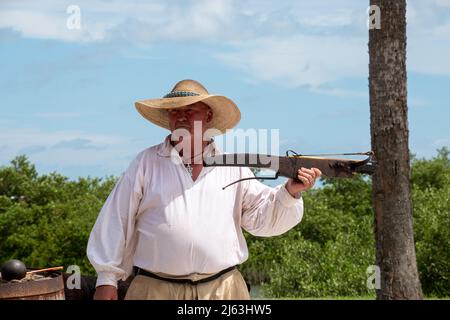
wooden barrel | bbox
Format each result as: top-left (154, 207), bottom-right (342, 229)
top-left (0, 270), bottom-right (65, 300)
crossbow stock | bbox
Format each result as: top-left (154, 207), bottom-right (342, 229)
top-left (203, 151), bottom-right (377, 190)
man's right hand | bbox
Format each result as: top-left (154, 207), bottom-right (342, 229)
top-left (93, 285), bottom-right (118, 300)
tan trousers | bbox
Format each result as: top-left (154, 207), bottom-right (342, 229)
top-left (124, 269), bottom-right (251, 300)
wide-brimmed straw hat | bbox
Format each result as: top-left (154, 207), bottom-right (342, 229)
top-left (135, 79), bottom-right (241, 135)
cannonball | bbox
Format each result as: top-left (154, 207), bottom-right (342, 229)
top-left (0, 259), bottom-right (27, 281)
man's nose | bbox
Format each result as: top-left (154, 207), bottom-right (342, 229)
top-left (176, 110), bottom-right (188, 120)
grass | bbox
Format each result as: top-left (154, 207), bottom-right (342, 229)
top-left (250, 285), bottom-right (450, 300)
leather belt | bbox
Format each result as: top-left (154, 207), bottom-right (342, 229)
top-left (134, 265), bottom-right (237, 285)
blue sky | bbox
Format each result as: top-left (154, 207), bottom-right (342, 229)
top-left (0, 0), bottom-right (449, 180)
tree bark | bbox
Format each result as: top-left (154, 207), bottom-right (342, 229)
top-left (369, 0), bottom-right (423, 299)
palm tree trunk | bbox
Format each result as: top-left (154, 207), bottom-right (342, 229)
top-left (369, 0), bottom-right (423, 299)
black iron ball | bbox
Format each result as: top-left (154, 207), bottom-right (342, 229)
top-left (0, 259), bottom-right (27, 281)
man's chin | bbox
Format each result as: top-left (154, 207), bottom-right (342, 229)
top-left (174, 126), bottom-right (192, 132)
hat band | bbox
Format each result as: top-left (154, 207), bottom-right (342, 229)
top-left (163, 91), bottom-right (201, 98)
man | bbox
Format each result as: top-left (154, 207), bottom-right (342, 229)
top-left (87, 79), bottom-right (321, 300)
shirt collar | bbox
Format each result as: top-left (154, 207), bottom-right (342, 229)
top-left (157, 134), bottom-right (222, 158)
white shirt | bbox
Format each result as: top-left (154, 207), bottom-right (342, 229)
top-left (87, 135), bottom-right (304, 288)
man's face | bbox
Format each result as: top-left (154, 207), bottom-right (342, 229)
top-left (167, 102), bottom-right (213, 134)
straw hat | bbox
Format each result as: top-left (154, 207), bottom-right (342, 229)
top-left (135, 79), bottom-right (241, 135)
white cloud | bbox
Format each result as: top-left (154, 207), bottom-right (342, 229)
top-left (0, 0), bottom-right (366, 43)
top-left (1, 0), bottom-right (450, 88)
top-left (0, 8), bottom-right (108, 42)
top-left (295, 12), bottom-right (354, 28)
top-left (162, 0), bottom-right (233, 40)
top-left (0, 127), bottom-right (133, 172)
top-left (0, 0), bottom-right (233, 43)
top-left (406, 0), bottom-right (450, 75)
top-left (0, 9), bottom-right (79, 42)
top-left (216, 35), bottom-right (367, 88)
top-left (0, 128), bottom-right (126, 147)
top-left (310, 87), bottom-right (367, 98)
top-left (0, 0), bottom-right (164, 42)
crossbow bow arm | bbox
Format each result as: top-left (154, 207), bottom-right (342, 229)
top-left (203, 151), bottom-right (376, 189)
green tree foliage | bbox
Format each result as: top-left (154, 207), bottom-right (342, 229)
top-left (411, 147), bottom-right (450, 189)
top-left (242, 175), bottom-right (376, 298)
top-left (0, 148), bottom-right (448, 297)
top-left (0, 156), bottom-right (117, 275)
top-left (411, 147), bottom-right (450, 297)
top-left (242, 148), bottom-right (450, 298)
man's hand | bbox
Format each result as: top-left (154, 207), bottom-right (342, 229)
top-left (93, 285), bottom-right (118, 300)
top-left (286, 168), bottom-right (322, 198)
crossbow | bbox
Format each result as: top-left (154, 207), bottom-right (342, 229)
top-left (203, 151), bottom-right (377, 190)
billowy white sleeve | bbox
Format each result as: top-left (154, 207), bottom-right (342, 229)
top-left (86, 157), bottom-right (143, 288)
top-left (241, 168), bottom-right (303, 237)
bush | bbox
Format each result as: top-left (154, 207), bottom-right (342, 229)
top-left (0, 156), bottom-right (116, 275)
top-left (259, 199), bottom-right (375, 298)
top-left (1, 149), bottom-right (449, 298)
top-left (245, 148), bottom-right (449, 298)
top-left (412, 148), bottom-right (450, 297)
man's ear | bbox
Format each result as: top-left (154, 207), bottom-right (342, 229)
top-left (206, 109), bottom-right (213, 122)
